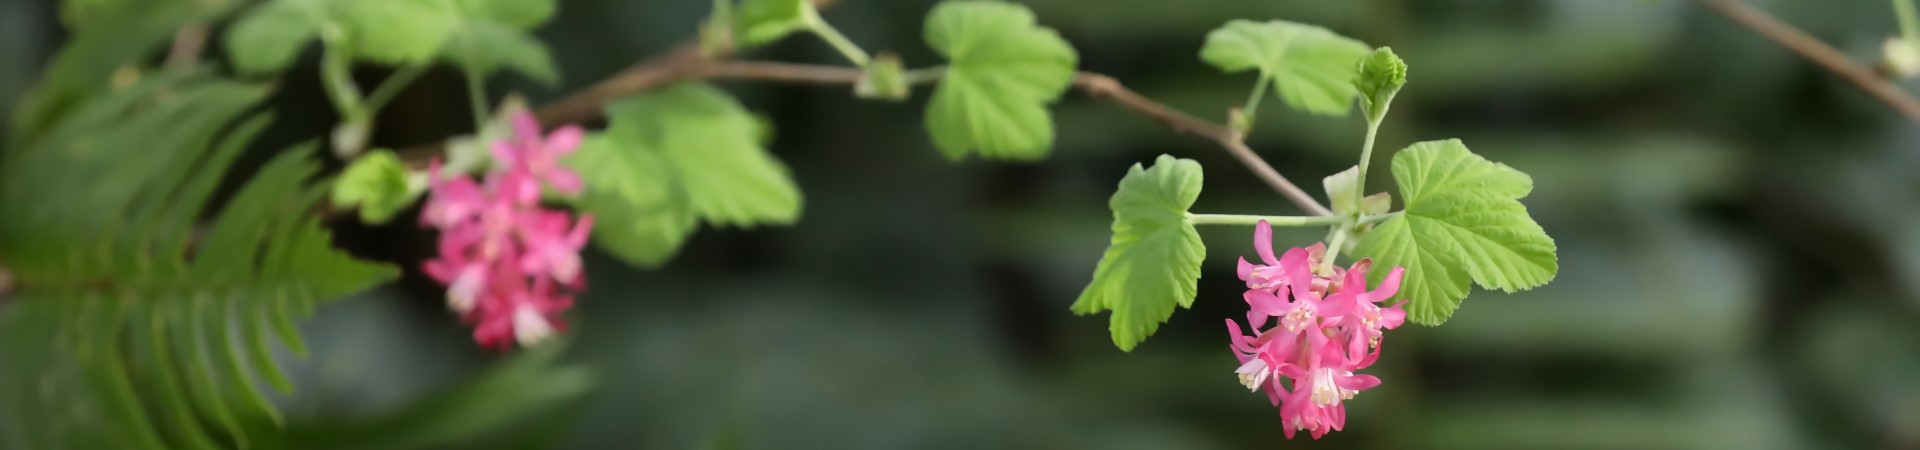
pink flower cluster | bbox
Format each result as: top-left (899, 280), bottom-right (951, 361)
top-left (422, 112), bottom-right (593, 349)
top-left (1226, 220), bottom-right (1406, 439)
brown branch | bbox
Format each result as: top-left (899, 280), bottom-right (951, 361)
top-left (1072, 73), bottom-right (1331, 216)
top-left (1689, 0), bottom-right (1920, 124)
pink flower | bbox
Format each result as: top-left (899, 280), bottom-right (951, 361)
top-left (419, 113), bottom-right (593, 350)
top-left (1275, 340), bottom-right (1382, 438)
top-left (492, 111), bottom-right (585, 199)
top-left (1225, 221), bottom-right (1405, 439)
top-left (422, 161), bottom-right (486, 228)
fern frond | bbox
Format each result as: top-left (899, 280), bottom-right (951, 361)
top-left (0, 68), bottom-right (398, 449)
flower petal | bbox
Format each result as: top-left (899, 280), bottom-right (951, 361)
top-left (545, 126), bottom-right (584, 155)
top-left (1359, 266), bottom-right (1406, 303)
top-left (1336, 373), bottom-right (1381, 391)
top-left (1255, 220), bottom-right (1280, 265)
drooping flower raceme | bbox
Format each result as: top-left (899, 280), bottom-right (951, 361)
top-left (422, 111), bottom-right (593, 349)
top-left (1226, 220), bottom-right (1405, 439)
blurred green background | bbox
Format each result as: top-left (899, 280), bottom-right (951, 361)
top-left (6, 0), bottom-right (1920, 448)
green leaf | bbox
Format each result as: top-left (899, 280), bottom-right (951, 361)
top-left (1351, 139), bottom-right (1557, 325)
top-left (734, 0), bottom-right (812, 47)
top-left (566, 83), bottom-right (802, 268)
top-left (13, 2), bottom-right (219, 144)
top-left (453, 0), bottom-right (556, 28)
top-left (226, 0), bottom-right (558, 80)
top-left (1199, 20), bottom-right (1370, 116)
top-left (61, 0), bottom-right (240, 30)
top-left (923, 0), bottom-right (1078, 161)
top-left (335, 0), bottom-right (459, 64)
top-left (443, 22), bottom-right (561, 85)
top-left (0, 72), bottom-right (397, 449)
top-left (1072, 155), bottom-right (1207, 351)
top-left (255, 341), bottom-right (594, 450)
top-left (439, 0), bottom-right (562, 82)
top-left (331, 149), bottom-right (421, 225)
top-left (226, 0), bottom-right (325, 74)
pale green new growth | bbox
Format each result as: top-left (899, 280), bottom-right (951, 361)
top-left (331, 149), bottom-right (420, 225)
top-left (1351, 139), bottom-right (1558, 325)
top-left (1353, 46), bottom-right (1407, 122)
top-left (567, 83), bottom-right (803, 268)
top-left (1323, 166), bottom-right (1365, 217)
top-left (1072, 155), bottom-right (1208, 351)
top-left (924, 0), bottom-right (1079, 161)
top-left (1200, 20), bottom-right (1371, 116)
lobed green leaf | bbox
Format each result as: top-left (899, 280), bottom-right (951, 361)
top-left (566, 82), bottom-right (803, 268)
top-left (923, 0), bottom-right (1078, 161)
top-left (1199, 20), bottom-right (1370, 116)
top-left (1072, 155), bottom-right (1207, 351)
top-left (1351, 139), bottom-right (1557, 325)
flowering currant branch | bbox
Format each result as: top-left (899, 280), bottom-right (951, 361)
top-left (397, 59), bottom-right (1331, 216)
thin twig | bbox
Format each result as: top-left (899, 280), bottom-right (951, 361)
top-left (1689, 0), bottom-right (1920, 124)
top-left (1073, 73), bottom-right (1331, 216)
top-left (165, 25), bottom-right (209, 69)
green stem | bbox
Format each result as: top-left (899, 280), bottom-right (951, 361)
top-left (1353, 113), bottom-right (1388, 214)
top-left (1319, 228), bottom-right (1348, 274)
top-left (464, 66), bottom-right (490, 129)
top-left (806, 10), bottom-right (870, 67)
top-left (1898, 0), bottom-right (1920, 50)
top-left (1243, 71), bottom-right (1272, 119)
top-left (319, 42), bottom-right (366, 122)
top-left (363, 65), bottom-right (429, 115)
top-left (1186, 213), bottom-right (1345, 227)
top-left (903, 67), bottom-right (946, 85)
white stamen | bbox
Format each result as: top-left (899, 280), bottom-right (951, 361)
top-left (1235, 358), bottom-right (1271, 391)
top-left (513, 307), bottom-right (554, 346)
top-left (447, 267), bottom-right (484, 314)
top-left (1309, 368), bottom-right (1358, 406)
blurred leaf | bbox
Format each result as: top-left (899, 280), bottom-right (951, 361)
top-left (226, 0), bottom-right (326, 74)
top-left (61, 0), bottom-right (240, 30)
top-left (226, 0), bottom-right (559, 80)
top-left (439, 0), bottom-right (562, 82)
top-left (442, 21), bottom-right (560, 85)
top-left (335, 0), bottom-right (460, 64)
top-left (1353, 139), bottom-right (1557, 325)
top-left (11, 2), bottom-right (219, 144)
top-left (566, 82), bottom-right (801, 268)
top-left (259, 342), bottom-right (595, 450)
top-left (1199, 19), bottom-right (1369, 116)
top-left (0, 71), bottom-right (397, 449)
top-left (924, 0), bottom-right (1078, 161)
top-left (1071, 155), bottom-right (1207, 351)
top-left (734, 0), bottom-right (812, 47)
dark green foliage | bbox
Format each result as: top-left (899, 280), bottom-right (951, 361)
top-left (0, 68), bottom-right (398, 449)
